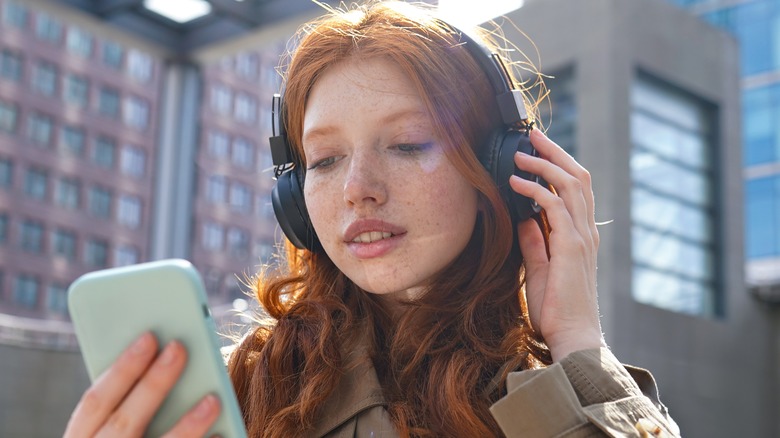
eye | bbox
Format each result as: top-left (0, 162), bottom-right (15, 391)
top-left (307, 156), bottom-right (339, 170)
top-left (393, 142), bottom-right (434, 154)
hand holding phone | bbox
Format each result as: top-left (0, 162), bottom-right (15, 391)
top-left (66, 259), bottom-right (247, 437)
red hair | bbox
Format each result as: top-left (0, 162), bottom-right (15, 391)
top-left (228, 2), bottom-right (551, 436)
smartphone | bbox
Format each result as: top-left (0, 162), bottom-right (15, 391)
top-left (68, 259), bottom-right (247, 437)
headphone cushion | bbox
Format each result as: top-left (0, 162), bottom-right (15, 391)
top-left (271, 170), bottom-right (319, 250)
top-left (480, 128), bottom-right (539, 223)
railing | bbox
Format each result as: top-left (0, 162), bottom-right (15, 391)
top-left (0, 303), bottom-right (259, 351)
top-left (0, 313), bottom-right (79, 351)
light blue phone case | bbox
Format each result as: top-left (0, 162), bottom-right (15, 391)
top-left (68, 259), bottom-right (248, 437)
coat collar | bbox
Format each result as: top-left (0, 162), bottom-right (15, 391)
top-left (308, 330), bottom-right (387, 437)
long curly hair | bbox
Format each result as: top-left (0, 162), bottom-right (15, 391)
top-left (227, 2), bottom-right (552, 436)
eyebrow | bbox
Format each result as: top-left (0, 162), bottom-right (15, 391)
top-left (302, 108), bottom-right (431, 144)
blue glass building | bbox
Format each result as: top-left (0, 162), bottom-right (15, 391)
top-left (670, 0), bottom-right (780, 297)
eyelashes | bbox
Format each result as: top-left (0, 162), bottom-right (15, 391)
top-left (306, 142), bottom-right (435, 171)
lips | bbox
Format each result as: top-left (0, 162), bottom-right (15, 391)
top-left (344, 219), bottom-right (406, 243)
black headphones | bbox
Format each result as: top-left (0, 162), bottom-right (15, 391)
top-left (268, 22), bottom-right (543, 251)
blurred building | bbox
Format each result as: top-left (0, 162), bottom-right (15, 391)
top-left (665, 0), bottom-right (780, 301)
top-left (503, 0), bottom-right (774, 436)
top-left (0, 0), bottom-right (315, 435)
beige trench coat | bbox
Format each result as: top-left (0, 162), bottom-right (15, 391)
top-left (307, 344), bottom-right (681, 438)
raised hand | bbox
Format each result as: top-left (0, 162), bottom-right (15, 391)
top-left (509, 129), bottom-right (605, 362)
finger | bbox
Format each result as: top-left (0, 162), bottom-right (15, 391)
top-left (529, 129), bottom-right (596, 229)
top-left (510, 173), bottom-right (582, 245)
top-left (161, 394), bottom-right (221, 438)
top-left (517, 217), bottom-right (547, 268)
top-left (95, 341), bottom-right (187, 438)
top-left (513, 151), bottom-right (591, 242)
top-left (64, 332), bottom-right (158, 438)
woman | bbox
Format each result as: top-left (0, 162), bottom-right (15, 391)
top-left (65, 1), bottom-right (680, 437)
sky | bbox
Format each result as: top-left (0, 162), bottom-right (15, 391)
top-left (437, 0), bottom-right (526, 28)
top-left (143, 0), bottom-right (527, 28)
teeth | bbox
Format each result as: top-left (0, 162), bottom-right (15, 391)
top-left (353, 231), bottom-right (393, 243)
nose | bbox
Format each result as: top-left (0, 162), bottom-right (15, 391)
top-left (343, 152), bottom-right (387, 206)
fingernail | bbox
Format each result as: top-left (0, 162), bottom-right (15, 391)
top-left (160, 341), bottom-right (181, 365)
top-left (130, 333), bottom-right (153, 356)
top-left (194, 394), bottom-right (218, 418)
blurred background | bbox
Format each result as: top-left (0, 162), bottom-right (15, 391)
top-left (0, 0), bottom-right (776, 436)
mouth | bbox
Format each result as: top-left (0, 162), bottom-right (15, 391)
top-left (351, 231), bottom-right (395, 243)
top-left (343, 219), bottom-right (406, 245)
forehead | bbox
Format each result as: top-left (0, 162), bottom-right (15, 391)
top-left (302, 57), bottom-right (430, 135)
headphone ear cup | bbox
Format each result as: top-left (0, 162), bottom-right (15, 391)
top-left (271, 169), bottom-right (320, 251)
top-left (481, 128), bottom-right (542, 223)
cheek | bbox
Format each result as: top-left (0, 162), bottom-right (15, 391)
top-left (303, 179), bottom-right (332, 230)
top-left (424, 171), bottom-right (478, 227)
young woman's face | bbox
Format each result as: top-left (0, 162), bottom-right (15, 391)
top-left (302, 57), bottom-right (479, 301)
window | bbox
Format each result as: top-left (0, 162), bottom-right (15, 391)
top-left (261, 63), bottom-right (281, 90)
top-left (13, 274), bottom-right (38, 308)
top-left (2, 1), bottom-right (28, 28)
top-left (227, 227), bottom-right (250, 258)
top-left (31, 61), bottom-right (57, 96)
top-left (93, 136), bottom-right (116, 168)
top-left (97, 86), bottom-right (120, 118)
top-left (55, 177), bottom-right (80, 209)
top-left (256, 194), bottom-right (274, 218)
top-left (211, 83), bottom-right (232, 115)
top-left (206, 175), bottom-right (226, 203)
top-left (630, 74), bottom-right (718, 316)
top-left (253, 240), bottom-right (273, 263)
top-left (24, 167), bottom-right (47, 200)
top-left (229, 182), bottom-right (252, 213)
top-left (0, 158), bottom-right (13, 189)
top-left (46, 283), bottom-right (68, 314)
top-left (235, 52), bottom-right (258, 80)
top-left (102, 40), bottom-right (123, 69)
top-left (63, 74), bottom-right (89, 108)
top-left (27, 112), bottom-right (53, 147)
top-left (232, 137), bottom-right (254, 168)
top-left (202, 221), bottom-right (224, 251)
top-left (208, 130), bottom-right (229, 158)
top-left (34, 12), bottom-right (62, 44)
top-left (84, 238), bottom-right (108, 268)
top-left (0, 49), bottom-right (23, 82)
top-left (0, 100), bottom-right (17, 133)
top-left (88, 186), bottom-right (112, 219)
top-left (127, 49), bottom-right (153, 83)
top-left (746, 175), bottom-right (780, 258)
top-left (234, 92), bottom-right (257, 124)
top-left (120, 145), bottom-right (146, 178)
top-left (66, 26), bottom-right (92, 58)
top-left (19, 219), bottom-right (44, 253)
top-left (117, 194), bottom-right (141, 229)
top-left (123, 96), bottom-right (149, 130)
top-left (537, 67), bottom-right (577, 156)
top-left (115, 244), bottom-right (138, 267)
top-left (52, 228), bottom-right (76, 259)
top-left (258, 146), bottom-right (273, 172)
top-left (0, 213), bottom-right (8, 244)
top-left (204, 268), bottom-right (222, 294)
top-left (60, 125), bottom-right (85, 156)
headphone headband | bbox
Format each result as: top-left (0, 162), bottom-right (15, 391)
top-left (449, 26), bottom-right (530, 125)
